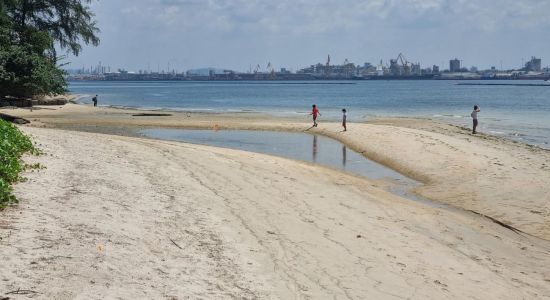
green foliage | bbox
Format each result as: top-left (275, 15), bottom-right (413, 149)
top-left (6, 0), bottom-right (100, 57)
top-left (0, 0), bottom-right (99, 98)
top-left (0, 42), bottom-right (67, 98)
top-left (1, 7), bottom-right (66, 98)
top-left (0, 119), bottom-right (37, 208)
top-left (25, 162), bottom-right (45, 170)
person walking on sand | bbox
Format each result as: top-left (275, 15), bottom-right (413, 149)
top-left (342, 108), bottom-right (347, 131)
top-left (471, 105), bottom-right (480, 134)
top-left (310, 104), bottom-right (321, 127)
top-left (92, 95), bottom-right (98, 107)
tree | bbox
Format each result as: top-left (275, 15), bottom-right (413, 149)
top-left (7, 0), bottom-right (100, 59)
top-left (0, 33), bottom-right (67, 98)
top-left (0, 0), bottom-right (99, 98)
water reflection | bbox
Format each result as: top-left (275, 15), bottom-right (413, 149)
top-left (140, 128), bottom-right (416, 183)
top-left (312, 135), bottom-right (318, 162)
top-left (140, 128), bottom-right (425, 204)
top-left (342, 145), bottom-right (347, 168)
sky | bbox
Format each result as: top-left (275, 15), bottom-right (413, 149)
top-left (67, 0), bottom-right (550, 73)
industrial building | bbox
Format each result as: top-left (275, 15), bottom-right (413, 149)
top-left (524, 57), bottom-right (542, 72)
top-left (66, 54), bottom-right (549, 81)
top-left (449, 59), bottom-right (461, 72)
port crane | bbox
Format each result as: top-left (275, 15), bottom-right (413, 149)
top-left (397, 53), bottom-right (412, 74)
top-left (396, 53), bottom-right (409, 66)
top-left (389, 53), bottom-right (412, 75)
top-left (266, 62), bottom-right (276, 79)
top-left (253, 64), bottom-right (261, 74)
top-left (325, 54), bottom-right (331, 77)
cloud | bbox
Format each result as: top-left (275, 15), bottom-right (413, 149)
top-left (113, 0), bottom-right (550, 35)
top-left (70, 0), bottom-right (550, 71)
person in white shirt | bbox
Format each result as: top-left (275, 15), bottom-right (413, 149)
top-left (471, 105), bottom-right (481, 134)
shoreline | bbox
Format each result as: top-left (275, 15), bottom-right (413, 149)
top-left (12, 99), bottom-right (550, 152)
top-left (63, 95), bottom-right (550, 151)
top-left (15, 102), bottom-right (550, 174)
top-left (2, 103), bottom-right (550, 242)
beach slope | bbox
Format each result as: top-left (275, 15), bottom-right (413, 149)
top-left (3, 104), bottom-right (550, 241)
top-left (1, 127), bottom-right (549, 299)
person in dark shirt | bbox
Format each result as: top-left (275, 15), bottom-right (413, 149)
top-left (342, 108), bottom-right (347, 131)
top-left (471, 105), bottom-right (480, 134)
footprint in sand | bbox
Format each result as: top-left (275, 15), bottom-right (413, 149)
top-left (434, 280), bottom-right (448, 288)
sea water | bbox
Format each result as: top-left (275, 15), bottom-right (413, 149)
top-left (69, 80), bottom-right (550, 149)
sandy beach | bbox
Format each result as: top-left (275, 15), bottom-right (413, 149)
top-left (5, 104), bottom-right (550, 239)
top-left (1, 104), bottom-right (550, 298)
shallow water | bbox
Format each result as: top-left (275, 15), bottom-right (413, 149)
top-left (70, 80), bottom-right (550, 149)
top-left (140, 128), bottom-right (426, 202)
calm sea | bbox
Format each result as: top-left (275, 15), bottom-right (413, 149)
top-left (69, 80), bottom-right (550, 149)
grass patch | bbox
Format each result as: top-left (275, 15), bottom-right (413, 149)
top-left (0, 119), bottom-right (38, 209)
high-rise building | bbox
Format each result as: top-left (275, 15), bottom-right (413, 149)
top-left (411, 63), bottom-right (421, 75)
top-left (449, 58), bottom-right (461, 72)
top-left (524, 57), bottom-right (542, 72)
top-left (432, 65), bottom-right (440, 73)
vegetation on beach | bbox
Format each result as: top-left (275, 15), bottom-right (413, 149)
top-left (0, 0), bottom-right (99, 99)
top-left (0, 119), bottom-right (37, 208)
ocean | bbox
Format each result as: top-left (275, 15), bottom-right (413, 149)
top-left (69, 80), bottom-right (550, 149)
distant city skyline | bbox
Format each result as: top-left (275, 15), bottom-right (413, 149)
top-left (67, 0), bottom-right (550, 72)
top-left (68, 55), bottom-right (544, 76)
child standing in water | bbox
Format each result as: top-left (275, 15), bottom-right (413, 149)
top-left (310, 104), bottom-right (321, 127)
top-left (471, 105), bottom-right (481, 134)
top-left (342, 108), bottom-right (347, 131)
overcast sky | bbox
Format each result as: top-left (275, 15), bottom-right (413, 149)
top-left (67, 0), bottom-right (550, 72)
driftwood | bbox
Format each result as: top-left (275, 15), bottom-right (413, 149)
top-left (168, 237), bottom-right (183, 250)
top-left (132, 113), bottom-right (172, 117)
top-left (5, 288), bottom-right (39, 295)
top-left (0, 113), bottom-right (30, 124)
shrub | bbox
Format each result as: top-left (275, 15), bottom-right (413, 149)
top-left (0, 119), bottom-right (36, 208)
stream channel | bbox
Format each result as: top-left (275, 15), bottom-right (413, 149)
top-left (139, 129), bottom-right (437, 204)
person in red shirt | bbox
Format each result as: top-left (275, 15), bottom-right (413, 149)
top-left (310, 104), bottom-right (321, 127)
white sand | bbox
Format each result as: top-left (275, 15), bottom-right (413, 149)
top-left (1, 127), bottom-right (549, 299)
top-left (5, 104), bottom-right (550, 239)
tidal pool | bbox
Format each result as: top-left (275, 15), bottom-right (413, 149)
top-left (140, 129), bottom-right (424, 202)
